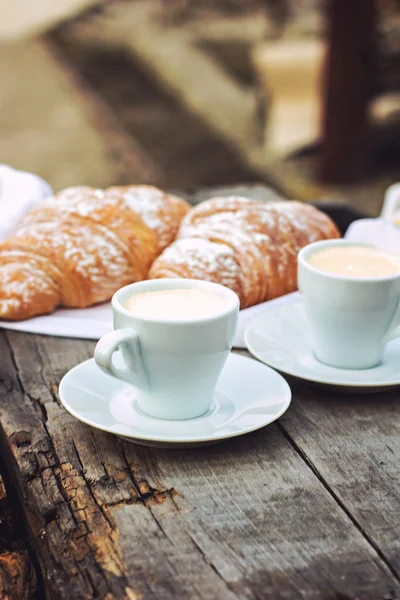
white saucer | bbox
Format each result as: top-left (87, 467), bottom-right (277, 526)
top-left (58, 353), bottom-right (291, 448)
top-left (245, 299), bottom-right (400, 392)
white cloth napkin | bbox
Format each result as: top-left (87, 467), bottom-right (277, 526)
top-left (0, 164), bottom-right (52, 240)
top-left (1, 169), bottom-right (400, 348)
top-left (345, 218), bottom-right (400, 254)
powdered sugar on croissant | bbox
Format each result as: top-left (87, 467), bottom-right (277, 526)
top-left (150, 197), bottom-right (340, 308)
top-left (152, 237), bottom-right (244, 299)
top-left (0, 185), bottom-right (190, 320)
top-left (106, 185), bottom-right (189, 251)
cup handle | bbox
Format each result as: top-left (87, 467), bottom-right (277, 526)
top-left (94, 328), bottom-right (149, 390)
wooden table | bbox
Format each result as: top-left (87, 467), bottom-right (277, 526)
top-left (0, 187), bottom-right (400, 599)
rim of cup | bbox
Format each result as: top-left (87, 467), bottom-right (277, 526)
top-left (112, 278), bottom-right (240, 323)
top-left (298, 239), bottom-right (400, 283)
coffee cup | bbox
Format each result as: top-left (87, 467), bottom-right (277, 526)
top-left (298, 239), bottom-right (400, 369)
top-left (94, 279), bottom-right (239, 420)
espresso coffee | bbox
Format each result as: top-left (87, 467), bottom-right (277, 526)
top-left (124, 287), bottom-right (229, 319)
top-left (308, 246), bottom-right (400, 278)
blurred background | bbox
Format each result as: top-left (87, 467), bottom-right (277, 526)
top-left (1, 0), bottom-right (400, 214)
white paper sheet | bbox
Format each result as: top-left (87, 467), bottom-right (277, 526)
top-left (0, 293), bottom-right (302, 349)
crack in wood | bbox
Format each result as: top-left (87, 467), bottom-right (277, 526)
top-left (386, 445), bottom-right (395, 456)
top-left (3, 335), bottom-right (27, 399)
top-left (0, 431), bottom-right (43, 599)
top-left (1, 335), bottom-right (141, 597)
top-left (72, 440), bottom-right (116, 531)
top-left (53, 457), bottom-right (134, 595)
top-left (188, 532), bottom-right (232, 589)
top-left (9, 431), bottom-right (32, 450)
top-left (121, 443), bottom-right (179, 509)
top-left (4, 333), bottom-right (53, 426)
top-left (0, 377), bottom-right (14, 395)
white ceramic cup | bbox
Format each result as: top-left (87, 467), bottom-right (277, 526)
top-left (94, 279), bottom-right (239, 420)
top-left (298, 239), bottom-right (400, 369)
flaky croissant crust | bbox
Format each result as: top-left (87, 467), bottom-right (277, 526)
top-left (150, 196), bottom-right (340, 308)
top-left (0, 185), bottom-right (190, 320)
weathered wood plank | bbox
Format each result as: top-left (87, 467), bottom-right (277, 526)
top-left (120, 429), bottom-right (399, 599)
top-left (279, 377), bottom-right (400, 580)
top-left (0, 39), bottom-right (159, 191)
top-left (0, 332), bottom-right (135, 599)
top-left (0, 329), bottom-right (399, 599)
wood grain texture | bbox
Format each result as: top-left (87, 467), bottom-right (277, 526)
top-left (279, 377), bottom-right (400, 580)
top-left (0, 548), bottom-right (37, 600)
top-left (0, 329), bottom-right (399, 599)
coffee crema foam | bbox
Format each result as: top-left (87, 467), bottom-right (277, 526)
top-left (308, 246), bottom-right (400, 278)
top-left (124, 288), bottom-right (230, 319)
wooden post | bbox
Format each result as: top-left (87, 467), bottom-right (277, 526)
top-left (319, 0), bottom-right (376, 183)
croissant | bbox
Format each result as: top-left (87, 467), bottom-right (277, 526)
top-left (0, 185), bottom-right (190, 320)
top-left (150, 196), bottom-right (340, 308)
